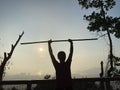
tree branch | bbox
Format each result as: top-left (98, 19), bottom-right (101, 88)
top-left (0, 31), bottom-right (24, 81)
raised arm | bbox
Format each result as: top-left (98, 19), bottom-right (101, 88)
top-left (48, 40), bottom-right (58, 66)
top-left (67, 39), bottom-right (73, 63)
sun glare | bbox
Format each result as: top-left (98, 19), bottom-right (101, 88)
top-left (39, 47), bottom-right (43, 52)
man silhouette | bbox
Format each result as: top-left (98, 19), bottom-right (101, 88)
top-left (48, 39), bottom-right (73, 90)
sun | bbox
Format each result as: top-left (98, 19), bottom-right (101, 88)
top-left (39, 47), bottom-right (43, 52)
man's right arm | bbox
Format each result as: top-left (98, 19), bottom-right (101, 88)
top-left (48, 40), bottom-right (58, 66)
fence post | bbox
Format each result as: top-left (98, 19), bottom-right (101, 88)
top-left (100, 80), bottom-right (105, 90)
top-left (100, 61), bottom-right (105, 90)
top-left (27, 83), bottom-right (32, 90)
top-left (106, 81), bottom-right (112, 90)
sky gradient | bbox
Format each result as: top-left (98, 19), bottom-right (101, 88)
top-left (0, 0), bottom-right (120, 79)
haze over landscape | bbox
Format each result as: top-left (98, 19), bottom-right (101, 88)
top-left (0, 0), bottom-right (120, 80)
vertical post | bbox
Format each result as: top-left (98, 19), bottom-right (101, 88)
top-left (100, 61), bottom-right (105, 90)
top-left (27, 83), bottom-right (32, 90)
top-left (106, 79), bottom-right (112, 90)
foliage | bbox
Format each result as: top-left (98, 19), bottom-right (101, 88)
top-left (78, 0), bottom-right (116, 10)
top-left (78, 0), bottom-right (120, 38)
top-left (111, 56), bottom-right (120, 77)
top-left (44, 74), bottom-right (51, 79)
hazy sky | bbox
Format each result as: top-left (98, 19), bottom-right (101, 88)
top-left (0, 0), bottom-right (120, 79)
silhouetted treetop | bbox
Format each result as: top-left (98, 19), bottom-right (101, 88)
top-left (78, 0), bottom-right (116, 10)
top-left (78, 0), bottom-right (120, 38)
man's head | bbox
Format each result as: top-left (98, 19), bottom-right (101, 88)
top-left (57, 51), bottom-right (66, 63)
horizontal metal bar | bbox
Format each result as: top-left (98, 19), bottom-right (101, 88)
top-left (21, 38), bottom-right (98, 45)
top-left (1, 77), bottom-right (120, 85)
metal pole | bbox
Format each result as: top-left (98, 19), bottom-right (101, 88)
top-left (21, 38), bottom-right (98, 45)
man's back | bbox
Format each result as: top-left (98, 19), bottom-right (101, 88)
top-left (55, 61), bottom-right (72, 88)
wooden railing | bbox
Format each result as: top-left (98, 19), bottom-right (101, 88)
top-left (0, 77), bottom-right (120, 90)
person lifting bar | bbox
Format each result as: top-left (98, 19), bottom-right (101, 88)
top-left (48, 39), bottom-right (73, 90)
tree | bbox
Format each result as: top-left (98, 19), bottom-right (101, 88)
top-left (78, 0), bottom-right (120, 77)
top-left (0, 32), bottom-right (24, 81)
